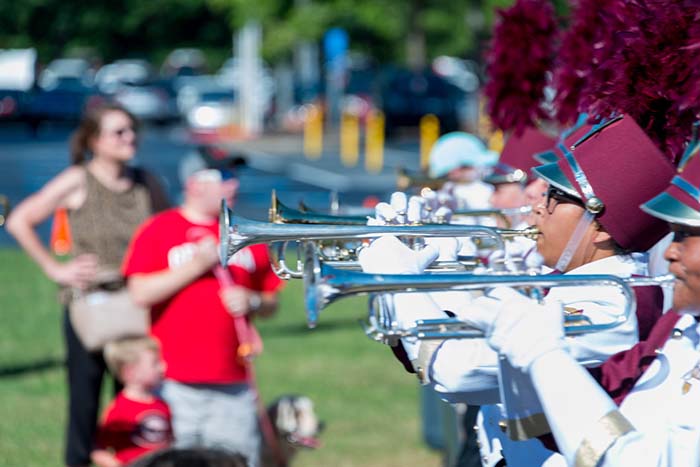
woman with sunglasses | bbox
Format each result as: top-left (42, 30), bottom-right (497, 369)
top-left (6, 102), bottom-right (169, 467)
top-left (359, 115), bottom-right (675, 465)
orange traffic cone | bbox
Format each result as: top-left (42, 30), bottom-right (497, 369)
top-left (51, 207), bottom-right (72, 256)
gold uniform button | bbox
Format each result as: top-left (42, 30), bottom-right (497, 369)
top-left (498, 420), bottom-right (508, 433)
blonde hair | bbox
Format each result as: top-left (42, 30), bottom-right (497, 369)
top-left (103, 335), bottom-right (160, 382)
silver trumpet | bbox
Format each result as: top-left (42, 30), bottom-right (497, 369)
top-left (269, 240), bottom-right (479, 280)
top-left (300, 242), bottom-right (675, 335)
top-left (220, 201), bottom-right (539, 266)
top-left (270, 190), bottom-right (531, 227)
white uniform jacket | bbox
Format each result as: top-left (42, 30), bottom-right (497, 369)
top-left (595, 313), bottom-right (700, 466)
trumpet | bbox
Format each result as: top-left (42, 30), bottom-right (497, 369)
top-left (300, 241), bottom-right (675, 333)
top-left (269, 240), bottom-right (479, 280)
top-left (396, 167), bottom-right (448, 191)
top-left (363, 273), bottom-right (675, 344)
top-left (220, 201), bottom-right (539, 266)
top-left (270, 191), bottom-right (368, 225)
top-left (270, 191), bottom-right (532, 227)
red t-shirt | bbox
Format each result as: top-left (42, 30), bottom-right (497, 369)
top-left (95, 392), bottom-right (173, 464)
top-left (122, 209), bottom-right (283, 384)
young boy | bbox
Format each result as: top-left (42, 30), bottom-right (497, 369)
top-left (91, 336), bottom-right (173, 467)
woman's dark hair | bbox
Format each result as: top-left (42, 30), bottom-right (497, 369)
top-left (69, 102), bottom-right (139, 165)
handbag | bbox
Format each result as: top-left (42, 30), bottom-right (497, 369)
top-left (68, 271), bottom-right (149, 351)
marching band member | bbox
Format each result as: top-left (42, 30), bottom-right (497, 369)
top-left (427, 131), bottom-right (498, 212)
top-left (358, 116), bottom-right (673, 467)
top-left (478, 138), bottom-right (700, 467)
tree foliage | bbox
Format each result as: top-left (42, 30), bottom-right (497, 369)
top-left (0, 0), bottom-right (571, 67)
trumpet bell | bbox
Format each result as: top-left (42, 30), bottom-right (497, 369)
top-left (270, 190), bottom-right (368, 225)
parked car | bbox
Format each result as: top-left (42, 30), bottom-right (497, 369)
top-left (377, 67), bottom-right (465, 135)
top-left (96, 59), bottom-right (179, 124)
top-left (27, 77), bottom-right (105, 125)
top-left (0, 89), bottom-right (32, 123)
top-left (186, 87), bottom-right (237, 131)
top-left (95, 59), bottom-right (154, 92)
top-left (342, 65), bottom-right (378, 123)
top-left (112, 81), bottom-right (179, 125)
top-left (0, 49), bottom-right (36, 126)
top-left (162, 48), bottom-right (207, 78)
top-left (38, 58), bottom-right (95, 89)
top-left (217, 57), bottom-right (274, 118)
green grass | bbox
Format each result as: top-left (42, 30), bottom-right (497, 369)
top-left (0, 248), bottom-right (441, 467)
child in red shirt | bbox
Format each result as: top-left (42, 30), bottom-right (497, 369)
top-left (91, 336), bottom-right (173, 467)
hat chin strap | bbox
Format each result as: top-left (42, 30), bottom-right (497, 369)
top-left (555, 210), bottom-right (596, 272)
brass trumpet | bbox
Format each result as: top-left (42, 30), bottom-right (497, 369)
top-left (220, 201), bottom-right (539, 266)
top-left (270, 191), bottom-right (368, 225)
top-left (396, 167), bottom-right (448, 191)
top-left (270, 191), bottom-right (531, 227)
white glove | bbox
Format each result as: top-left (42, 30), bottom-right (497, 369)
top-left (437, 190), bottom-right (457, 211)
top-left (358, 235), bottom-right (438, 274)
top-left (523, 250), bottom-right (544, 274)
top-left (447, 292), bottom-right (503, 331)
top-left (390, 191), bottom-right (407, 223)
top-left (486, 287), bottom-right (567, 372)
top-left (407, 196), bottom-right (425, 224)
top-left (432, 206), bottom-right (453, 224)
top-left (425, 237), bottom-right (461, 261)
top-left (458, 238), bottom-right (478, 257)
top-left (373, 202), bottom-right (397, 225)
top-left (422, 189), bottom-right (439, 213)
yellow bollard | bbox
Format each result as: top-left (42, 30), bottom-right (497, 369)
top-left (488, 129), bottom-right (505, 153)
top-left (340, 112), bottom-right (360, 167)
top-left (365, 110), bottom-right (385, 173)
top-left (420, 114), bottom-right (440, 172)
top-left (304, 105), bottom-right (323, 159)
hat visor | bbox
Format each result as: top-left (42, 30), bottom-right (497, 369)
top-left (531, 162), bottom-right (580, 199)
top-left (640, 191), bottom-right (700, 227)
top-left (483, 169), bottom-right (527, 186)
top-left (533, 150), bottom-right (558, 164)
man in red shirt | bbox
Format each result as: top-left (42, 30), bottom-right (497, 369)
top-left (122, 150), bottom-right (282, 467)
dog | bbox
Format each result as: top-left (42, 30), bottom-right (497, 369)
top-left (261, 395), bottom-right (324, 467)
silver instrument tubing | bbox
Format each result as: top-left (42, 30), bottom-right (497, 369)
top-left (220, 202), bottom-right (538, 266)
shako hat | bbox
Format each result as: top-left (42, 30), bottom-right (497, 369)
top-left (533, 114), bottom-right (675, 251)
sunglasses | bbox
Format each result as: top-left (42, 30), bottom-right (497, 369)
top-left (672, 230), bottom-right (700, 242)
top-left (544, 186), bottom-right (584, 214)
top-left (106, 126), bottom-right (137, 138)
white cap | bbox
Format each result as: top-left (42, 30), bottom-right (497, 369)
top-left (429, 132), bottom-right (499, 178)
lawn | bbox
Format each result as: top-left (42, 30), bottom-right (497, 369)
top-left (0, 247), bottom-right (442, 467)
